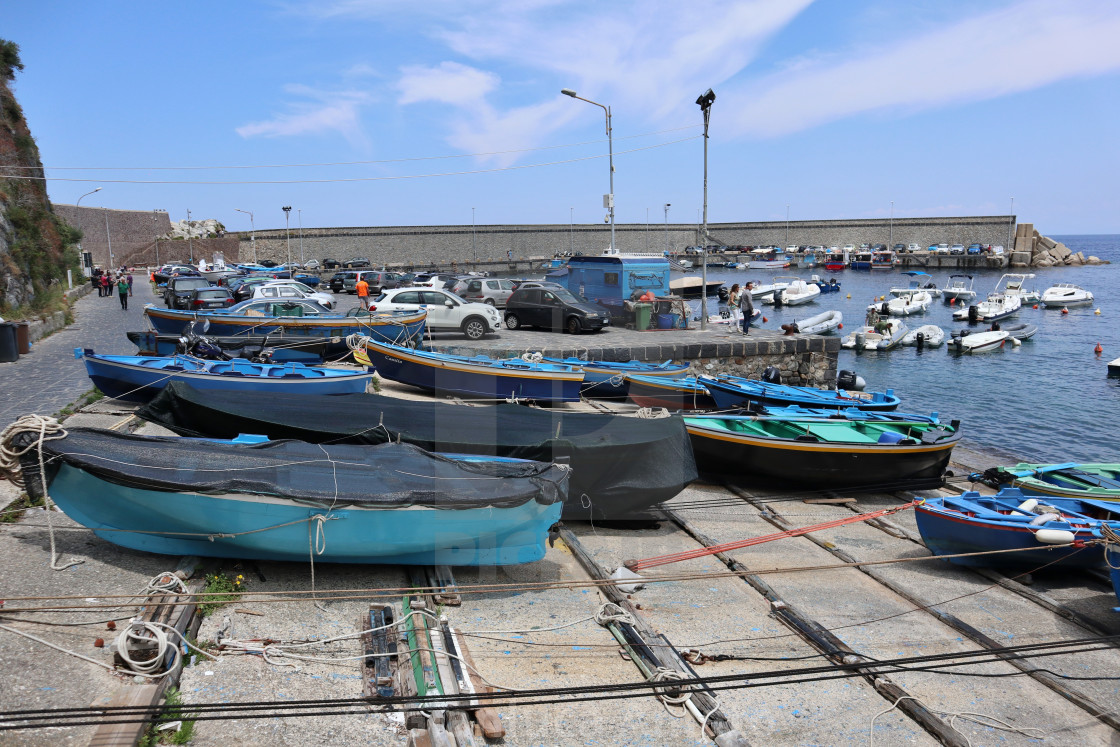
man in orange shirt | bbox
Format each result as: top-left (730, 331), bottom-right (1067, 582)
top-left (355, 276), bottom-right (370, 310)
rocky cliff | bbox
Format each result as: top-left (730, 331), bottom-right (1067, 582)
top-left (0, 40), bottom-right (80, 314)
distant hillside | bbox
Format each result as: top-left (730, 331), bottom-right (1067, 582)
top-left (0, 39), bottom-right (80, 315)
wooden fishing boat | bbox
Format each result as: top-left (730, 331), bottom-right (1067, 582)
top-left (76, 349), bottom-right (374, 403)
top-left (791, 308), bottom-right (842, 334)
top-left (1095, 527), bottom-right (1120, 609)
top-left (683, 411), bottom-right (960, 489)
top-left (975, 463), bottom-right (1120, 501)
top-left (807, 275), bottom-right (842, 294)
top-left (539, 357), bottom-right (689, 398)
top-left (127, 330), bottom-right (333, 364)
top-left (138, 382), bottom-right (698, 521)
top-left (361, 339), bottom-right (584, 402)
top-left (144, 301), bottom-right (426, 346)
top-left (15, 428), bottom-right (567, 565)
top-left (915, 489), bottom-right (1120, 569)
top-left (698, 374), bottom-right (900, 411)
top-left (626, 374), bottom-right (716, 410)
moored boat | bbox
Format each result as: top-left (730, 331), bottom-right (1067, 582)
top-left (900, 325), bottom-right (945, 348)
top-left (669, 276), bottom-right (724, 299)
top-left (975, 463), bottom-right (1120, 502)
top-left (698, 374), bottom-right (900, 411)
top-left (625, 374), bottom-right (715, 410)
top-left (360, 339), bottom-right (584, 402)
top-left (808, 275), bottom-right (841, 293)
top-left (76, 348), bottom-right (374, 403)
top-left (841, 319), bottom-right (908, 350)
top-left (994, 273), bottom-right (1042, 304)
top-left (137, 382), bottom-right (698, 521)
top-left (1041, 283), bottom-right (1094, 308)
top-left (539, 357), bottom-right (689, 398)
top-left (952, 292), bottom-right (1021, 322)
top-left (1096, 527), bottom-right (1120, 609)
top-left (791, 308), bottom-right (842, 335)
top-left (948, 329), bottom-right (1009, 353)
top-left (126, 330), bottom-right (334, 364)
top-left (889, 271), bottom-right (941, 298)
top-left (683, 411), bottom-right (960, 489)
top-left (999, 322), bottom-right (1038, 341)
top-left (941, 274), bottom-right (977, 304)
top-left (765, 276), bottom-right (820, 307)
top-left (869, 290), bottom-right (932, 316)
top-left (14, 428), bottom-right (569, 565)
top-left (915, 489), bottom-right (1120, 569)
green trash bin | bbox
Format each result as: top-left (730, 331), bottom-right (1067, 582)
top-left (633, 303), bottom-right (652, 331)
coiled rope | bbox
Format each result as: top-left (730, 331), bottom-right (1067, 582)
top-left (1102, 523), bottom-right (1120, 570)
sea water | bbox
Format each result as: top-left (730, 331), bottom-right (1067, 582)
top-left (687, 235), bottom-right (1119, 464)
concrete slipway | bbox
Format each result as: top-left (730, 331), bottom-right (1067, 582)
top-left (1, 392), bottom-right (1118, 746)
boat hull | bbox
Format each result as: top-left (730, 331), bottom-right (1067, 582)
top-left (983, 463), bottom-right (1120, 501)
top-left (541, 358), bottom-right (689, 398)
top-left (626, 375), bottom-right (715, 410)
top-left (700, 376), bottom-right (899, 411)
top-left (47, 463), bottom-right (560, 565)
top-left (365, 341), bottom-right (583, 402)
top-left (127, 330), bottom-right (329, 363)
top-left (684, 419), bottom-right (957, 489)
top-left (1107, 542), bottom-right (1120, 608)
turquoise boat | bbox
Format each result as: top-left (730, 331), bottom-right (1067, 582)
top-left (16, 429), bottom-right (568, 566)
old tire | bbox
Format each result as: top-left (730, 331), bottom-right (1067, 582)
top-left (462, 316), bottom-right (487, 340)
top-left (566, 316), bottom-right (582, 335)
top-left (504, 313), bottom-right (521, 330)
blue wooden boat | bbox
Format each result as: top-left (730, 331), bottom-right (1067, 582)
top-left (808, 275), bottom-right (841, 293)
top-left (698, 374), bottom-right (900, 411)
top-left (1096, 528), bottom-right (1120, 610)
top-left (76, 349), bottom-right (374, 402)
top-left (540, 357), bottom-right (690, 398)
top-left (144, 301), bottom-right (426, 347)
top-left (126, 330), bottom-right (331, 364)
top-left (15, 429), bottom-right (567, 565)
top-left (974, 463), bottom-right (1120, 502)
top-left (915, 489), bottom-right (1120, 570)
top-left (362, 339), bottom-right (584, 402)
top-left (626, 374), bottom-right (716, 411)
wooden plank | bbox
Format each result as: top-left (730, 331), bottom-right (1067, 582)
top-left (453, 633), bottom-right (505, 739)
top-left (88, 684), bottom-right (165, 747)
top-left (802, 496), bottom-right (857, 504)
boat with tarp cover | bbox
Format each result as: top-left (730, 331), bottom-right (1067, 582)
top-left (975, 463), bottom-right (1120, 502)
top-left (137, 382), bottom-right (698, 521)
top-left (698, 374), bottom-right (900, 411)
top-left (683, 410), bottom-right (960, 489)
top-left (76, 348), bottom-right (374, 402)
top-left (14, 428), bottom-right (568, 565)
top-left (361, 339), bottom-right (584, 402)
top-left (915, 489), bottom-right (1120, 570)
top-left (144, 301), bottom-right (426, 347)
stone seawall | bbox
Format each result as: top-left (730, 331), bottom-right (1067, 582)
top-left (53, 205), bottom-right (172, 269)
top-left (233, 215), bottom-right (1018, 266)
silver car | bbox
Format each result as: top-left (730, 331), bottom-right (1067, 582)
top-left (452, 277), bottom-right (517, 307)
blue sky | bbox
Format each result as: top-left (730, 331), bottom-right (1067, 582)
top-left (6, 0), bottom-right (1120, 234)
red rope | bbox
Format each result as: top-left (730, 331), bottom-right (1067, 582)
top-left (625, 501), bottom-right (919, 571)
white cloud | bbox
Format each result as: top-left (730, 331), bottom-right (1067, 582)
top-left (235, 85), bottom-right (374, 148)
top-left (724, 0), bottom-right (1120, 137)
top-left (397, 62), bottom-right (500, 107)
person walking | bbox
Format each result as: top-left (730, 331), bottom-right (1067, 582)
top-left (739, 281), bottom-right (755, 335)
top-left (117, 276), bottom-right (129, 310)
top-left (126, 272), bottom-right (134, 297)
top-left (355, 275), bottom-right (370, 310)
top-left (727, 283), bottom-right (741, 331)
top-left (92, 268), bottom-right (103, 297)
top-left (105, 273), bottom-right (114, 298)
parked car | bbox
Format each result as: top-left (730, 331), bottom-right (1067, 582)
top-left (164, 277), bottom-right (213, 309)
top-left (302, 259), bottom-right (321, 271)
top-left (369, 287), bottom-right (501, 340)
top-left (908, 243), bottom-right (922, 253)
top-left (153, 264), bottom-right (200, 285)
top-left (342, 257), bottom-right (371, 268)
top-left (503, 287), bottom-right (609, 334)
top-left (451, 277), bottom-right (517, 307)
top-left (227, 276), bottom-right (278, 302)
top-left (934, 243), bottom-right (951, 254)
top-left (328, 271), bottom-right (355, 293)
top-left (228, 298), bottom-right (333, 317)
top-left (344, 270), bottom-right (403, 295)
top-left (949, 244), bottom-right (966, 255)
top-left (322, 258), bottom-right (341, 269)
top-left (186, 287), bottom-right (236, 310)
top-left (412, 273), bottom-right (459, 289)
top-left (259, 259), bottom-right (279, 268)
top-left (249, 281), bottom-right (335, 309)
top-left (512, 280), bottom-right (565, 291)
top-left (893, 243), bottom-right (907, 253)
top-left (967, 243), bottom-right (984, 255)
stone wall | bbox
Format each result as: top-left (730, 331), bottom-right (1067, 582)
top-left (233, 215), bottom-right (1019, 267)
top-left (123, 237), bottom-right (241, 268)
top-left (53, 205), bottom-right (172, 269)
top-left (1010, 223), bottom-right (1107, 268)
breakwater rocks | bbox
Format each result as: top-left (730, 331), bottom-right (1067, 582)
top-left (1012, 223), bottom-right (1108, 267)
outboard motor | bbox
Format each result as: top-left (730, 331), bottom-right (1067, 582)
top-left (837, 369), bottom-right (866, 391)
top-left (761, 365), bottom-right (781, 384)
top-left (915, 331), bottom-right (926, 350)
top-left (880, 301), bottom-right (890, 315)
top-left (717, 286), bottom-right (729, 303)
top-left (967, 305), bottom-right (979, 323)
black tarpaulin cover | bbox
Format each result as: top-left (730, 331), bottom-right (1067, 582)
top-left (138, 382), bottom-right (698, 519)
top-left (20, 427), bottom-right (568, 509)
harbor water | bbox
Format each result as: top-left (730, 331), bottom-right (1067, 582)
top-left (686, 235), bottom-right (1119, 464)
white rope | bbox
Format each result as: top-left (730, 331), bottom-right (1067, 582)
top-left (114, 619), bottom-right (218, 678)
top-left (593, 601), bottom-right (635, 627)
top-left (1102, 524), bottom-right (1120, 569)
top-left (869, 694), bottom-right (1046, 747)
top-left (0, 415), bottom-right (82, 571)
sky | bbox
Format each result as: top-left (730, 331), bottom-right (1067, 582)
top-left (5, 0), bottom-right (1120, 234)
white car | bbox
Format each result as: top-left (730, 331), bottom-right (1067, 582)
top-left (250, 281), bottom-right (335, 309)
top-left (908, 243), bottom-right (922, 253)
top-left (369, 286), bottom-right (501, 340)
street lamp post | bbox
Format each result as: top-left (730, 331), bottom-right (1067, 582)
top-left (698, 89), bottom-right (716, 329)
top-left (152, 211), bottom-right (160, 267)
top-left (472, 207), bottom-right (476, 257)
top-left (282, 206), bottom-right (292, 267)
top-left (235, 209), bottom-right (255, 263)
top-left (297, 209), bottom-right (304, 266)
top-left (785, 204), bottom-right (790, 246)
top-left (561, 89), bottom-right (614, 254)
top-left (569, 207), bottom-right (574, 254)
top-left (75, 187), bottom-right (101, 275)
top-left (1008, 197), bottom-right (1015, 252)
top-left (663, 203), bottom-right (671, 253)
top-left (889, 200), bottom-right (894, 247)
top-left (104, 211), bottom-right (114, 269)
top-left (186, 208), bottom-right (194, 263)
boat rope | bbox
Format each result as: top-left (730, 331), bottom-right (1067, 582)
top-left (625, 501), bottom-right (921, 571)
top-left (869, 695), bottom-right (1045, 747)
top-left (1103, 524), bottom-right (1120, 569)
top-left (0, 415), bottom-right (81, 571)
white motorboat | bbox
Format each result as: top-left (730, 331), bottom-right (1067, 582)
top-left (952, 292), bottom-right (1021, 322)
top-left (1041, 283), bottom-right (1094, 308)
top-left (998, 322), bottom-right (1037, 341)
top-left (941, 274), bottom-right (976, 304)
top-left (749, 280), bottom-right (789, 299)
top-left (770, 277), bottom-right (821, 307)
top-left (1108, 357), bottom-right (1120, 376)
top-left (792, 309), bottom-right (842, 335)
top-left (869, 290), bottom-right (933, 316)
top-left (949, 329), bottom-right (1010, 353)
top-left (901, 325), bottom-right (945, 348)
top-left (993, 273), bottom-right (1041, 304)
top-left (841, 319), bottom-right (908, 351)
top-left (889, 271), bottom-right (941, 298)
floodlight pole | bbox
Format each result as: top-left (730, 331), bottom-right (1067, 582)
top-left (697, 88), bottom-right (715, 329)
top-left (235, 208), bottom-right (255, 263)
top-left (561, 89), bottom-right (614, 254)
top-left (282, 206), bottom-right (292, 266)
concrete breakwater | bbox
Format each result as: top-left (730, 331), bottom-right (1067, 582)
top-left (1011, 222), bottom-right (1107, 267)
